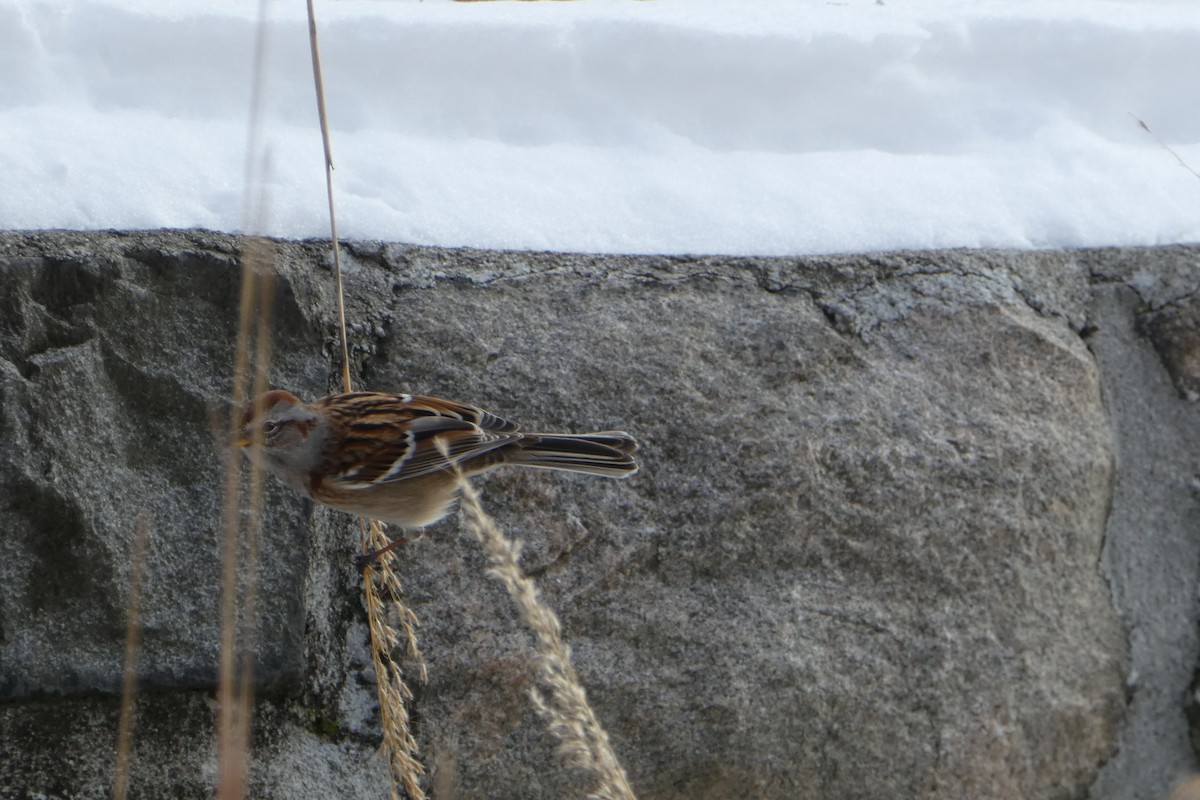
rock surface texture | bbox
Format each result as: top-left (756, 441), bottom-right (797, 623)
top-left (0, 230), bottom-right (1197, 799)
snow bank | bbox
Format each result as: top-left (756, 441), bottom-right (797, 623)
top-left (2, 0), bottom-right (1198, 255)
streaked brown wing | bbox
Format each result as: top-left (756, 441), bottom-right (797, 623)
top-left (317, 391), bottom-right (521, 487)
top-left (404, 394), bottom-right (519, 433)
top-left (394, 417), bottom-right (519, 481)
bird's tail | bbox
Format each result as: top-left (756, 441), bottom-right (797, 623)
top-left (507, 431), bottom-right (638, 478)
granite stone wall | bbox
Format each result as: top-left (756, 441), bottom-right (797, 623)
top-left (1, 230), bottom-right (1198, 799)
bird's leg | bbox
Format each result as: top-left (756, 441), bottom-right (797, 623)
top-left (354, 532), bottom-right (409, 572)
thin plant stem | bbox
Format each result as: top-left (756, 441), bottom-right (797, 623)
top-left (217, 1), bottom-right (275, 794)
top-left (306, 0), bottom-right (353, 392)
top-left (216, 235), bottom-right (261, 800)
top-left (113, 514), bottom-right (151, 800)
top-left (305, 3), bottom-right (427, 798)
top-left (441, 443), bottom-right (636, 800)
top-left (1131, 112), bottom-right (1200, 181)
top-left (363, 520), bottom-right (428, 800)
top-left (233, 231), bottom-right (277, 768)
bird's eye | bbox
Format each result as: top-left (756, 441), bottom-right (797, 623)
top-left (263, 420), bottom-right (280, 436)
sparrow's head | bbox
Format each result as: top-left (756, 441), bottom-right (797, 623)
top-left (237, 390), bottom-right (325, 479)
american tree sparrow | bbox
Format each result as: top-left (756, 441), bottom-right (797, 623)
top-left (237, 390), bottom-right (638, 531)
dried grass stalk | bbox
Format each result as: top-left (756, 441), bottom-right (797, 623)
top-left (113, 514), bottom-right (151, 800)
top-left (217, 235), bottom-right (279, 800)
top-left (362, 519), bottom-right (428, 800)
top-left (303, 2), bottom-right (429, 795)
top-left (1168, 775), bottom-right (1200, 800)
top-left (1131, 112), bottom-right (1200, 181)
top-left (215, 0), bottom-right (276, 789)
top-left (444, 453), bottom-right (636, 800)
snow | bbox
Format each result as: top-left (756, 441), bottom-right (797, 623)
top-left (3, 0), bottom-right (1198, 256)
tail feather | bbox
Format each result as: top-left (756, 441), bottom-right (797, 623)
top-left (509, 431), bottom-right (638, 478)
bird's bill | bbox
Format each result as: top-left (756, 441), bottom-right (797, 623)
top-left (234, 433), bottom-right (252, 448)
